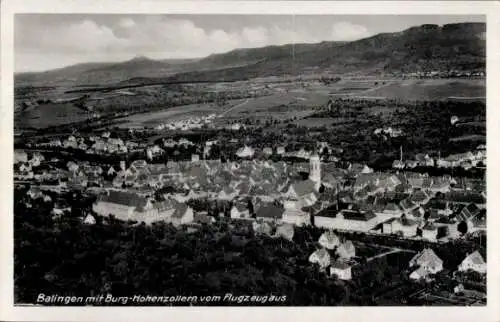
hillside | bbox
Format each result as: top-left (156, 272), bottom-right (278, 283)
top-left (15, 22), bottom-right (485, 86)
top-left (15, 56), bottom-right (200, 86)
top-left (179, 22), bottom-right (485, 81)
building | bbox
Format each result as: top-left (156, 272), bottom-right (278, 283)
top-left (236, 146), bottom-right (255, 158)
top-left (409, 267), bottom-right (429, 281)
top-left (458, 251), bottom-right (486, 274)
top-left (328, 209), bottom-right (378, 232)
top-left (275, 223), bottom-right (295, 241)
top-left (314, 207), bottom-right (377, 232)
top-left (255, 204), bottom-right (284, 223)
top-left (382, 216), bottom-right (419, 237)
top-left (83, 214), bottom-right (96, 225)
top-left (252, 221), bottom-right (273, 235)
top-left (318, 230), bottom-right (340, 250)
top-left (336, 240), bottom-right (356, 259)
top-left (330, 261), bottom-right (352, 280)
top-left (230, 202), bottom-right (251, 220)
top-left (281, 208), bottom-right (311, 226)
top-left (283, 180), bottom-right (318, 210)
top-left (92, 191), bottom-right (181, 224)
top-left (14, 150), bottom-right (28, 164)
top-left (170, 203), bottom-right (194, 227)
top-left (409, 248), bottom-right (443, 275)
top-left (308, 248), bottom-right (331, 269)
top-left (308, 153), bottom-right (321, 191)
top-left (262, 147), bottom-right (273, 156)
top-left (421, 222), bottom-right (438, 242)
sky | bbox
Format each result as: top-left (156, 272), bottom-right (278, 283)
top-left (15, 14), bottom-right (485, 72)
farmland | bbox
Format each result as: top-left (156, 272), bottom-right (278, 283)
top-left (14, 77), bottom-right (485, 131)
top-left (114, 99), bottom-right (246, 129)
top-left (14, 102), bottom-right (92, 129)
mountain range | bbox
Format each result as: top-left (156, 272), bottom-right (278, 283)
top-left (15, 22), bottom-right (486, 87)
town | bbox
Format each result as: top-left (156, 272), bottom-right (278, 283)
top-left (12, 18), bottom-right (487, 306)
top-left (14, 99), bottom-right (486, 305)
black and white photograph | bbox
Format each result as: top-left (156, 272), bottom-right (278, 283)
top-left (1, 1), bottom-right (499, 321)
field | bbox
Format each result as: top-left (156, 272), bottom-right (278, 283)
top-left (324, 79), bottom-right (485, 101)
top-left (14, 77), bottom-right (485, 130)
top-left (294, 117), bottom-right (355, 128)
top-left (114, 101), bottom-right (237, 129)
top-left (14, 103), bottom-right (92, 129)
top-left (214, 92), bottom-right (326, 124)
top-left (355, 79), bottom-right (485, 101)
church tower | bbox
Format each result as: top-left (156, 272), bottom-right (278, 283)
top-left (309, 153), bottom-right (321, 191)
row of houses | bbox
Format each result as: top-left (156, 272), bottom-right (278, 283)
top-left (393, 147), bottom-right (486, 170)
top-left (92, 190), bottom-right (194, 226)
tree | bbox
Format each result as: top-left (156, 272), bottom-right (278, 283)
top-left (457, 221), bottom-right (468, 235)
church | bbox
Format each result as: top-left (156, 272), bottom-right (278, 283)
top-left (281, 153), bottom-right (321, 226)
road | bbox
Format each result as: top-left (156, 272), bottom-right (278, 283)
top-left (217, 99), bottom-right (250, 117)
top-left (329, 81), bottom-right (394, 97)
top-left (366, 248), bottom-right (415, 262)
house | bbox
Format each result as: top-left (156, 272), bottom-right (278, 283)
top-left (308, 248), bottom-right (331, 269)
top-left (218, 187), bottom-right (238, 201)
top-left (83, 213), bottom-right (96, 225)
top-left (193, 212), bottom-right (216, 225)
top-left (456, 203), bottom-right (481, 223)
top-left (409, 248), bottom-right (443, 274)
top-left (64, 161), bottom-right (79, 173)
top-left (276, 147), bottom-right (286, 155)
top-left (30, 152), bottom-right (45, 167)
top-left (382, 216), bottom-right (419, 237)
top-left (421, 222), bottom-right (438, 242)
top-left (283, 180), bottom-right (319, 208)
top-left (230, 202), bottom-right (251, 220)
top-left (336, 240), bottom-right (356, 259)
top-left (392, 160), bottom-right (405, 169)
top-left (275, 223), bottom-right (294, 241)
top-left (318, 230), bottom-right (341, 250)
top-left (93, 191), bottom-right (151, 221)
top-left (255, 204), bottom-right (284, 223)
top-left (458, 251), bottom-right (486, 274)
top-left (436, 159), bottom-right (452, 168)
top-left (409, 267), bottom-right (429, 281)
top-left (281, 209), bottom-right (311, 226)
top-left (376, 202), bottom-right (403, 221)
top-left (14, 150), bottom-right (28, 164)
top-left (252, 221), bottom-right (273, 235)
top-left (408, 206), bottom-right (425, 221)
top-left (236, 146), bottom-right (255, 158)
top-left (107, 166), bottom-right (116, 176)
top-left (400, 197), bottom-right (417, 213)
top-left (93, 191), bottom-right (179, 224)
top-left (468, 210), bottom-right (486, 234)
top-left (262, 147), bottom-right (273, 156)
top-left (335, 209), bottom-right (378, 232)
top-left (170, 203), bottom-right (194, 227)
top-left (409, 189), bottom-right (431, 206)
top-left (330, 260), bottom-right (352, 280)
top-left (27, 187), bottom-right (44, 199)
